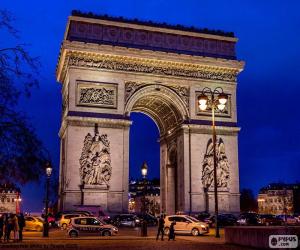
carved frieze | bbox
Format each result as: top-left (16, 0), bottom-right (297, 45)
top-left (169, 85), bottom-right (189, 107)
top-left (202, 138), bottom-right (230, 189)
top-left (67, 53), bottom-right (237, 82)
top-left (125, 81), bottom-right (144, 103)
top-left (125, 81), bottom-right (189, 108)
top-left (76, 81), bottom-right (117, 109)
top-left (79, 124), bottom-right (112, 188)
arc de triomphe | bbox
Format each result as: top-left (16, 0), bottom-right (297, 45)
top-left (56, 11), bottom-right (244, 214)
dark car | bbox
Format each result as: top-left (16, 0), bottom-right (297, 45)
top-left (205, 213), bottom-right (237, 227)
top-left (136, 213), bottom-right (158, 226)
top-left (237, 213), bottom-right (259, 226)
top-left (258, 214), bottom-right (283, 226)
top-left (196, 212), bottom-right (211, 222)
top-left (111, 214), bottom-right (140, 227)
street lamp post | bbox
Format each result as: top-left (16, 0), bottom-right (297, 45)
top-left (43, 162), bottom-right (52, 237)
top-left (140, 162), bottom-right (148, 237)
top-left (198, 87), bottom-right (228, 238)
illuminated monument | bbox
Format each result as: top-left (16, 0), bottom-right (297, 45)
top-left (56, 11), bottom-right (244, 214)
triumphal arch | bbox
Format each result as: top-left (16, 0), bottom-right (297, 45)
top-left (56, 11), bottom-right (244, 214)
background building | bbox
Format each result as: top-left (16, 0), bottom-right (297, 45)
top-left (0, 183), bottom-right (21, 214)
top-left (128, 179), bottom-right (160, 215)
top-left (258, 183), bottom-right (300, 215)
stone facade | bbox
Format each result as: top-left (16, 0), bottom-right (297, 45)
top-left (56, 12), bottom-right (244, 214)
top-left (0, 185), bottom-right (21, 214)
top-left (258, 184), bottom-right (300, 215)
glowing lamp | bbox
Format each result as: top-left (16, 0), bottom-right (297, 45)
top-left (198, 94), bottom-right (208, 106)
top-left (218, 93), bottom-right (228, 105)
top-left (141, 162), bottom-right (148, 178)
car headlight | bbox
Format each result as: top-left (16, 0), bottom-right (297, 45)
top-left (135, 219), bottom-right (140, 223)
top-left (112, 227), bottom-right (118, 231)
top-left (201, 225), bottom-right (206, 228)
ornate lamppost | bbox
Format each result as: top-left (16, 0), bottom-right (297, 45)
top-left (43, 162), bottom-right (52, 237)
top-left (198, 87), bottom-right (228, 238)
top-left (140, 162), bottom-right (148, 237)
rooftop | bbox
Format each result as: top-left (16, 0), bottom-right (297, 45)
top-left (259, 183), bottom-right (300, 193)
top-left (0, 183), bottom-right (20, 193)
top-left (71, 10), bottom-right (235, 38)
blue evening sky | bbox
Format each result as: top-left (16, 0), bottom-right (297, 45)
top-left (1, 0), bottom-right (300, 212)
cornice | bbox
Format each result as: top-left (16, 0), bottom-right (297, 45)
top-left (181, 124), bottom-right (241, 135)
top-left (68, 15), bottom-right (237, 42)
top-left (57, 43), bottom-right (244, 83)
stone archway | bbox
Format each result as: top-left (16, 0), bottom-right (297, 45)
top-left (56, 12), bottom-right (244, 214)
top-left (125, 84), bottom-right (188, 214)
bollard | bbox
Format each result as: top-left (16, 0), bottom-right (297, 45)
top-left (141, 220), bottom-right (148, 237)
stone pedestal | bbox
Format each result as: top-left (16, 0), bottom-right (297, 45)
top-left (82, 185), bottom-right (109, 210)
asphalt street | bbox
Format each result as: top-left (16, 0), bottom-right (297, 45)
top-left (0, 227), bottom-right (255, 250)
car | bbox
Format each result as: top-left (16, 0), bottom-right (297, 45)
top-left (98, 210), bottom-right (111, 223)
top-left (204, 213), bottom-right (237, 227)
top-left (110, 214), bottom-right (140, 227)
top-left (258, 214), bottom-right (283, 226)
top-left (195, 212), bottom-right (211, 222)
top-left (67, 216), bottom-right (118, 237)
top-left (136, 213), bottom-right (158, 226)
top-left (164, 215), bottom-right (209, 236)
top-left (58, 214), bottom-right (86, 230)
top-left (237, 213), bottom-right (259, 226)
top-left (24, 216), bottom-right (44, 232)
top-left (276, 215), bottom-right (298, 225)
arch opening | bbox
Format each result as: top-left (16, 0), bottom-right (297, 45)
top-left (127, 85), bottom-right (187, 215)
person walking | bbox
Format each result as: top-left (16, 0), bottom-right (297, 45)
top-left (5, 214), bottom-right (14, 242)
top-left (156, 214), bottom-right (165, 241)
top-left (13, 214), bottom-right (19, 242)
top-left (168, 220), bottom-right (176, 241)
top-left (18, 213), bottom-right (25, 242)
top-left (0, 215), bottom-right (3, 242)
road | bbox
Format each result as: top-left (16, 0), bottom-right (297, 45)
top-left (0, 227), bottom-right (255, 250)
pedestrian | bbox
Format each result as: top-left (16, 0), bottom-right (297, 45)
top-left (156, 214), bottom-right (165, 241)
top-left (18, 213), bottom-right (25, 241)
top-left (0, 214), bottom-right (3, 242)
top-left (5, 214), bottom-right (14, 242)
top-left (13, 214), bottom-right (19, 242)
top-left (168, 220), bottom-right (176, 241)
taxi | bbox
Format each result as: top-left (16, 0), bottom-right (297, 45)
top-left (67, 216), bottom-right (118, 237)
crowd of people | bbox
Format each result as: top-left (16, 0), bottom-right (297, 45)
top-left (0, 213), bottom-right (25, 243)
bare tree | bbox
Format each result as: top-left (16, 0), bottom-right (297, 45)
top-left (0, 10), bottom-right (48, 184)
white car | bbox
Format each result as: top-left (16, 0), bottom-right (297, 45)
top-left (58, 214), bottom-right (85, 229)
top-left (68, 216), bottom-right (118, 237)
top-left (164, 215), bottom-right (209, 236)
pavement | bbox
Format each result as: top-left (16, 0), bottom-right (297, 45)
top-left (0, 227), bottom-right (255, 250)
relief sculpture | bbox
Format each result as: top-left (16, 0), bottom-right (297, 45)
top-left (79, 124), bottom-right (111, 188)
top-left (202, 138), bottom-right (230, 189)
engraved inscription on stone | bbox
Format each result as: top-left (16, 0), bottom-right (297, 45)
top-left (202, 138), bottom-right (230, 189)
top-left (77, 81), bottom-right (117, 108)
